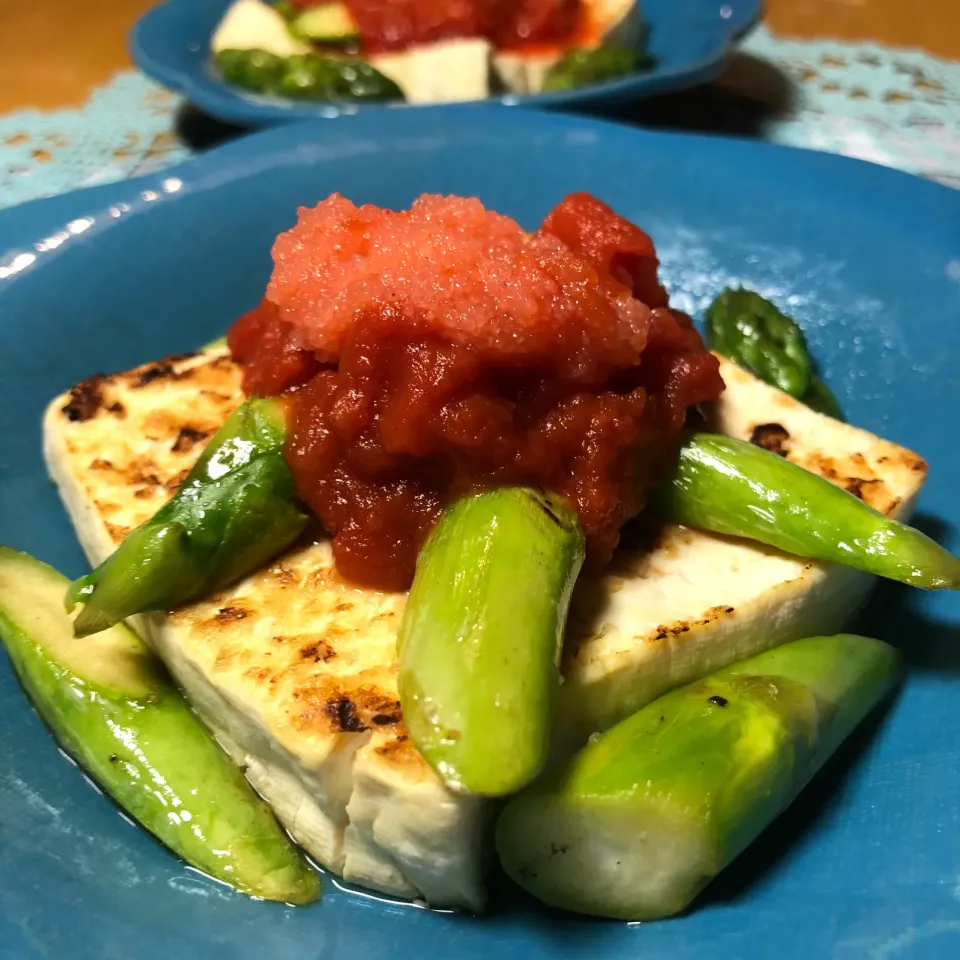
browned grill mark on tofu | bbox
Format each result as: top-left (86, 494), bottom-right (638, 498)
top-left (62, 375), bottom-right (107, 422)
top-left (375, 733), bottom-right (417, 762)
top-left (105, 521), bottom-right (130, 542)
top-left (372, 712), bottom-right (401, 725)
top-left (750, 422), bottom-right (790, 456)
top-left (271, 564), bottom-right (300, 586)
top-left (171, 426), bottom-right (210, 453)
top-left (200, 389), bottom-right (237, 404)
top-left (133, 473), bottom-right (162, 489)
top-left (692, 605), bottom-right (736, 629)
top-left (244, 666), bottom-right (273, 684)
top-left (299, 640), bottom-right (337, 663)
top-left (129, 361), bottom-right (184, 389)
top-left (143, 410), bottom-right (186, 439)
top-left (798, 452), bottom-right (903, 515)
top-left (165, 468), bottom-right (190, 493)
top-left (326, 696), bottom-right (368, 733)
top-left (214, 605), bottom-right (249, 623)
top-left (844, 477), bottom-right (881, 501)
top-left (651, 603), bottom-right (737, 642)
top-left (290, 678), bottom-right (406, 736)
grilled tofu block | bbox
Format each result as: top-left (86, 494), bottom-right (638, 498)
top-left (212, 0), bottom-right (310, 58)
top-left (43, 351), bottom-right (926, 908)
top-left (369, 38), bottom-right (494, 104)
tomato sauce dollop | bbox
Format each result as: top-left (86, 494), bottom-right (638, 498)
top-left (286, 0), bottom-right (584, 52)
top-left (228, 193), bottom-right (723, 591)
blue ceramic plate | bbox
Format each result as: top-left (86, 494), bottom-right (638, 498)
top-left (1, 108), bottom-right (959, 960)
top-left (130, 0), bottom-right (761, 126)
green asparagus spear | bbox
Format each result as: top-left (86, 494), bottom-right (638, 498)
top-left (216, 48), bottom-right (288, 94)
top-left (651, 433), bottom-right (960, 589)
top-left (66, 396), bottom-right (309, 637)
top-left (216, 48), bottom-right (403, 103)
top-left (497, 633), bottom-right (901, 920)
top-left (278, 53), bottom-right (403, 102)
top-left (0, 548), bottom-right (319, 903)
top-left (705, 288), bottom-right (843, 419)
top-left (398, 488), bottom-right (585, 796)
top-left (542, 46), bottom-right (655, 93)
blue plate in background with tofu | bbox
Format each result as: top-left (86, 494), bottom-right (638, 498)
top-left (130, 0), bottom-right (761, 125)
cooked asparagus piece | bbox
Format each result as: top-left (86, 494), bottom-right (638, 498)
top-left (216, 48), bottom-right (403, 102)
top-left (0, 548), bottom-right (319, 904)
top-left (652, 433), bottom-right (960, 589)
top-left (542, 46), bottom-right (654, 92)
top-left (705, 287), bottom-right (843, 418)
top-left (398, 488), bottom-right (585, 796)
top-left (496, 633), bottom-right (901, 919)
top-left (66, 396), bottom-right (309, 636)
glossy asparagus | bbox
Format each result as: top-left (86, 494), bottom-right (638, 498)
top-left (397, 488), bottom-right (585, 796)
top-left (66, 396), bottom-right (309, 637)
top-left (216, 48), bottom-right (403, 102)
top-left (496, 634), bottom-right (901, 920)
top-left (216, 48), bottom-right (287, 93)
top-left (0, 548), bottom-right (319, 904)
top-left (652, 433), bottom-right (960, 589)
top-left (542, 46), bottom-right (654, 92)
top-left (705, 288), bottom-right (843, 419)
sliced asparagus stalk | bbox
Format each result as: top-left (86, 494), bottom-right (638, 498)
top-left (652, 433), bottom-right (960, 589)
top-left (66, 396), bottom-right (309, 637)
top-left (496, 634), bottom-right (901, 920)
top-left (398, 488), bottom-right (585, 797)
top-left (0, 548), bottom-right (319, 904)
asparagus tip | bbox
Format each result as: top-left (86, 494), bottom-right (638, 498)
top-left (72, 602), bottom-right (118, 639)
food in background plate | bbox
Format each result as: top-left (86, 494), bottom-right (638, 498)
top-left (211, 0), bottom-right (649, 104)
top-left (8, 190), bottom-right (955, 916)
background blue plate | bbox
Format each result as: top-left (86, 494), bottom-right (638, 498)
top-left (131, 0), bottom-right (761, 126)
top-left (1, 107), bottom-right (959, 960)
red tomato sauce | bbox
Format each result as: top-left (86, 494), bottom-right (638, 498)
top-left (288, 0), bottom-right (585, 52)
top-left (228, 193), bottom-right (723, 590)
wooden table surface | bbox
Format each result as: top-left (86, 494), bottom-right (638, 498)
top-left (0, 0), bottom-right (958, 114)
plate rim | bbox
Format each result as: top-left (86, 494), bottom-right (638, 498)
top-left (128, 0), bottom-right (763, 127)
top-left (2, 106), bottom-right (957, 249)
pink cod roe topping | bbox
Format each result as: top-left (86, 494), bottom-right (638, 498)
top-left (266, 193), bottom-right (652, 384)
